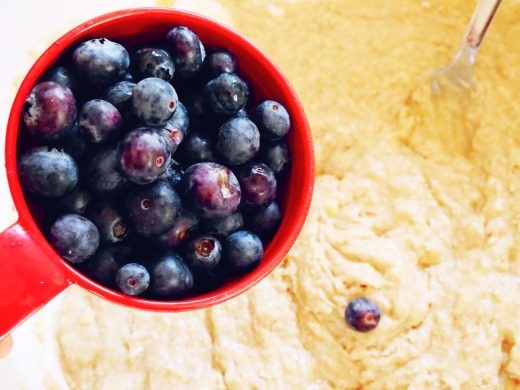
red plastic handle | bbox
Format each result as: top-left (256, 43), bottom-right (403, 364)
top-left (0, 223), bottom-right (68, 338)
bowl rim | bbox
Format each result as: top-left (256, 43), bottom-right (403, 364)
top-left (5, 7), bottom-right (315, 312)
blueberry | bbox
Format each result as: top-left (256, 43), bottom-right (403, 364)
top-left (345, 298), bottom-right (381, 332)
top-left (165, 26), bottom-right (205, 78)
top-left (260, 140), bottom-right (291, 176)
top-left (132, 77), bottom-right (178, 126)
top-left (61, 121), bottom-right (92, 163)
top-left (238, 162), bottom-right (276, 208)
top-left (150, 251), bottom-right (193, 298)
top-left (183, 235), bottom-right (221, 274)
top-left (42, 66), bottom-right (79, 94)
top-left (133, 48), bottom-right (175, 81)
top-left (158, 159), bottom-right (184, 189)
top-left (176, 131), bottom-right (217, 166)
top-left (204, 73), bottom-right (248, 116)
top-left (79, 99), bottom-right (122, 143)
top-left (88, 244), bottom-right (132, 286)
top-left (47, 214), bottom-right (100, 264)
top-left (116, 263), bottom-right (150, 296)
top-left (121, 72), bottom-right (134, 82)
top-left (119, 127), bottom-right (171, 184)
top-left (86, 146), bottom-right (128, 197)
top-left (204, 49), bottom-right (237, 78)
top-left (124, 181), bottom-right (181, 237)
top-left (216, 117), bottom-right (260, 166)
top-left (233, 108), bottom-right (249, 119)
top-left (18, 148), bottom-right (78, 198)
top-left (153, 209), bottom-right (199, 247)
top-left (224, 230), bottom-right (263, 270)
top-left (181, 162), bottom-right (241, 218)
top-left (106, 81), bottom-right (136, 121)
top-left (22, 81), bottom-right (77, 140)
top-left (56, 188), bottom-right (91, 215)
top-left (155, 102), bottom-right (189, 154)
top-left (254, 100), bottom-right (290, 140)
top-left (248, 201), bottom-right (281, 238)
top-left (184, 92), bottom-right (211, 130)
top-left (203, 211), bottom-right (243, 238)
top-left (72, 38), bottom-right (130, 86)
top-left (87, 202), bottom-right (128, 244)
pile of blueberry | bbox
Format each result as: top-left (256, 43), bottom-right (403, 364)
top-left (18, 26), bottom-right (291, 299)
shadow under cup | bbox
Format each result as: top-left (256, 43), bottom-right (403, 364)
top-left (1, 8), bottom-right (314, 338)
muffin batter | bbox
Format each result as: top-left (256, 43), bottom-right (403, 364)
top-left (3, 0), bottom-right (520, 388)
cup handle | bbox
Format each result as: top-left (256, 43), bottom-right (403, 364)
top-left (0, 222), bottom-right (69, 338)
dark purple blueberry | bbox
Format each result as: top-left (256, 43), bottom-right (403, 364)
top-left (119, 127), bottom-right (171, 184)
top-left (47, 214), bottom-right (100, 264)
top-left (61, 121), bottom-right (92, 163)
top-left (124, 181), bottom-right (181, 237)
top-left (86, 146), bottom-right (128, 197)
top-left (183, 235), bottom-right (221, 274)
top-left (260, 140), bottom-right (291, 176)
top-left (155, 102), bottom-right (189, 154)
top-left (72, 38), bottom-right (130, 85)
top-left (42, 66), bottom-right (79, 94)
top-left (87, 202), bottom-right (128, 244)
top-left (116, 263), bottom-right (150, 296)
top-left (238, 162), bottom-right (276, 208)
top-left (133, 48), bottom-right (175, 81)
top-left (18, 148), bottom-right (78, 198)
top-left (248, 201), bottom-right (281, 238)
top-left (204, 49), bottom-right (237, 78)
top-left (216, 117), bottom-right (260, 166)
top-left (22, 81), bottom-right (77, 140)
top-left (165, 26), bottom-right (205, 78)
top-left (153, 209), bottom-right (199, 247)
top-left (345, 298), bottom-right (381, 332)
top-left (79, 99), bottom-right (122, 143)
top-left (150, 251), bottom-right (193, 298)
top-left (203, 211), bottom-right (243, 238)
top-left (184, 92), bottom-right (211, 130)
top-left (159, 159), bottom-right (184, 189)
top-left (176, 131), bottom-right (217, 166)
top-left (106, 81), bottom-right (136, 118)
top-left (254, 100), bottom-right (290, 140)
top-left (204, 73), bottom-right (248, 116)
top-left (224, 230), bottom-right (263, 270)
top-left (88, 244), bottom-right (132, 286)
top-left (132, 77), bottom-right (178, 126)
top-left (56, 188), bottom-right (91, 215)
top-left (181, 162), bottom-right (241, 218)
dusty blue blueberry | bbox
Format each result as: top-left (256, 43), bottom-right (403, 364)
top-left (18, 148), bottom-right (78, 198)
top-left (22, 81), bottom-right (77, 140)
top-left (165, 26), bottom-right (205, 78)
top-left (150, 251), bottom-right (194, 298)
top-left (204, 73), bottom-right (248, 116)
top-left (88, 244), bottom-right (132, 287)
top-left (132, 77), bottom-right (178, 126)
top-left (260, 140), bottom-right (291, 176)
top-left (124, 181), bottom-right (181, 237)
top-left (216, 117), bottom-right (260, 166)
top-left (183, 235), bottom-right (222, 274)
top-left (80, 99), bottom-right (122, 143)
top-left (345, 297), bottom-right (381, 332)
top-left (47, 214), bottom-right (100, 264)
top-left (116, 263), bottom-right (150, 296)
top-left (133, 48), bottom-right (175, 81)
top-left (254, 100), bottom-right (290, 140)
top-left (224, 230), bottom-right (263, 270)
top-left (72, 38), bottom-right (130, 85)
top-left (86, 146), bottom-right (128, 197)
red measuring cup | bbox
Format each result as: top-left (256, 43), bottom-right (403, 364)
top-left (0, 8), bottom-right (314, 339)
